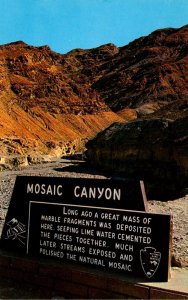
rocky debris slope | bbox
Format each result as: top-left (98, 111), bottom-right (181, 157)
top-left (0, 160), bottom-right (187, 268)
top-left (149, 198), bottom-right (188, 268)
top-left (93, 25), bottom-right (188, 113)
top-left (85, 116), bottom-right (188, 199)
top-left (0, 25), bottom-right (187, 157)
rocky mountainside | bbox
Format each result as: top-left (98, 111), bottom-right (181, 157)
top-left (0, 25), bottom-right (187, 159)
top-left (93, 25), bottom-right (188, 114)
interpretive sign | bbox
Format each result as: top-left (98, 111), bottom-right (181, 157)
top-left (0, 176), bottom-right (172, 281)
top-left (26, 202), bottom-right (171, 281)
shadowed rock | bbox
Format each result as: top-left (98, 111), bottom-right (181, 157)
top-left (85, 116), bottom-right (188, 199)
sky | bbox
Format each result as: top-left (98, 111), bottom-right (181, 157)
top-left (0, 0), bottom-right (187, 54)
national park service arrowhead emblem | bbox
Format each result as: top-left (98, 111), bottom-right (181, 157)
top-left (140, 247), bottom-right (161, 278)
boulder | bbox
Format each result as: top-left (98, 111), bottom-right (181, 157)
top-left (85, 116), bottom-right (188, 199)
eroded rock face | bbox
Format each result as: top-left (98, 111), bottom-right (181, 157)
top-left (85, 116), bottom-right (188, 199)
top-left (0, 25), bottom-right (187, 156)
top-left (93, 25), bottom-right (188, 112)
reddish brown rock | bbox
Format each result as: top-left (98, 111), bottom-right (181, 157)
top-left (0, 25), bottom-right (187, 157)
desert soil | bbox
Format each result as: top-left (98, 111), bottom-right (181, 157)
top-left (0, 158), bottom-right (187, 298)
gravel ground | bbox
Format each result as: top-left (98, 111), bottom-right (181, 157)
top-left (0, 158), bottom-right (187, 266)
top-left (149, 197), bottom-right (188, 267)
top-left (0, 159), bottom-right (107, 235)
top-left (0, 158), bottom-right (187, 298)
